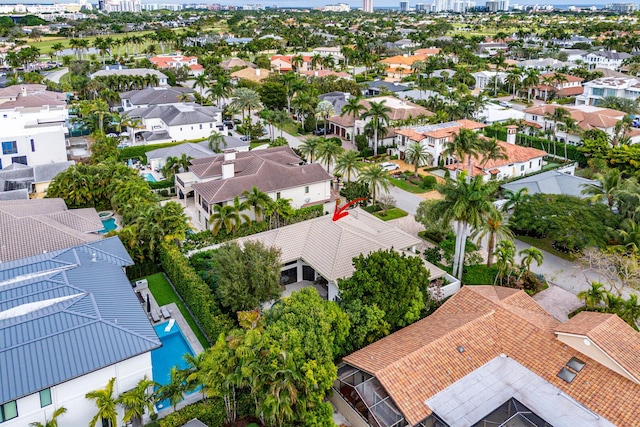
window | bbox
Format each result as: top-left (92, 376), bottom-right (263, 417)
top-left (531, 115), bottom-right (538, 121)
top-left (592, 88), bottom-right (604, 96)
top-left (209, 123), bottom-right (213, 128)
top-left (1, 141), bottom-right (17, 155)
top-left (276, 192), bottom-right (281, 200)
top-left (0, 159), bottom-right (2, 170)
top-left (520, 165), bottom-right (525, 171)
top-left (40, 389), bottom-right (51, 407)
top-left (30, 139), bottom-right (35, 152)
top-left (539, 159), bottom-right (542, 166)
top-left (12, 156), bottom-right (27, 166)
top-left (199, 124), bottom-right (202, 129)
top-left (0, 400), bottom-right (18, 422)
top-left (529, 161), bottom-right (532, 168)
top-left (305, 186), bottom-right (309, 194)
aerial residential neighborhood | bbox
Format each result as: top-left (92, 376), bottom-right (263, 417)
top-left (1, 3), bottom-right (640, 427)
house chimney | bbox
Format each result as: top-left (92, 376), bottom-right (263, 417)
top-left (223, 149), bottom-right (236, 162)
top-left (21, 85), bottom-right (27, 97)
top-left (222, 149), bottom-right (236, 179)
top-left (506, 125), bottom-right (518, 145)
top-left (314, 70), bottom-right (319, 77)
top-left (256, 68), bottom-right (261, 76)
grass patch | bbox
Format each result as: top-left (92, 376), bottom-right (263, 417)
top-left (250, 140), bottom-right (270, 149)
top-left (389, 177), bottom-right (428, 194)
top-left (59, 72), bottom-right (70, 84)
top-left (515, 236), bottom-right (578, 261)
top-left (372, 207), bottom-right (408, 221)
top-left (277, 122), bottom-right (300, 136)
top-left (146, 272), bottom-right (210, 348)
top-left (462, 264), bottom-right (499, 285)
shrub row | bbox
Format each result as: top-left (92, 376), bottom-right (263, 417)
top-left (159, 243), bottom-right (232, 343)
top-left (118, 141), bottom-right (188, 163)
top-left (146, 393), bottom-right (255, 427)
top-left (515, 134), bottom-right (587, 166)
top-left (149, 179), bottom-right (175, 190)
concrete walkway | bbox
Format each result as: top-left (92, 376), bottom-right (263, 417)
top-left (44, 67), bottom-right (68, 83)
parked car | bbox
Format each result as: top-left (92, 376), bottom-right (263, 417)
top-left (312, 128), bottom-right (326, 136)
top-left (498, 101), bottom-right (512, 108)
top-left (379, 162), bottom-right (400, 172)
top-left (223, 120), bottom-right (234, 129)
top-left (240, 135), bottom-right (252, 142)
top-left (262, 127), bottom-right (269, 135)
top-left (216, 124), bottom-right (225, 131)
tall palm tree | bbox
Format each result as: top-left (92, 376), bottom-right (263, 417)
top-left (340, 96), bottom-right (366, 145)
top-left (494, 239), bottom-right (516, 286)
top-left (266, 197), bottom-right (294, 229)
top-left (405, 142), bottom-right (433, 177)
top-left (523, 68), bottom-right (540, 102)
top-left (577, 282), bottom-right (607, 307)
top-left (116, 377), bottom-right (157, 427)
top-left (86, 378), bottom-right (118, 427)
top-left (544, 106), bottom-right (570, 155)
top-left (315, 100), bottom-right (335, 137)
top-left (230, 87), bottom-right (263, 122)
top-left (361, 100), bottom-right (392, 157)
top-left (156, 368), bottom-right (186, 412)
top-left (334, 150), bottom-right (361, 182)
top-left (29, 407), bottom-right (67, 427)
top-left (505, 67), bottom-right (523, 99)
top-left (242, 186), bottom-right (271, 222)
top-left (581, 168), bottom-right (623, 210)
top-left (518, 246), bottom-right (544, 277)
top-left (472, 209), bottom-right (513, 267)
top-left (620, 294), bottom-right (640, 329)
top-left (208, 131), bottom-right (227, 153)
top-left (427, 174), bottom-right (499, 279)
top-left (480, 137), bottom-right (508, 168)
top-left (502, 188), bottom-right (529, 212)
top-left (443, 128), bottom-right (483, 183)
top-left (316, 139), bottom-right (344, 172)
top-left (358, 164), bottom-right (390, 206)
top-left (541, 74), bottom-right (555, 101)
top-left (298, 137), bottom-right (322, 163)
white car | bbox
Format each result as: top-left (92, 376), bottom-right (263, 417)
top-left (380, 162), bottom-right (400, 172)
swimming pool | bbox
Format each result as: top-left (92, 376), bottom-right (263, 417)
top-left (152, 322), bottom-right (196, 410)
top-left (142, 173), bottom-right (157, 183)
top-left (98, 218), bottom-right (117, 234)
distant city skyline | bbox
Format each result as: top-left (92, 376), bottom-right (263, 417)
top-left (0, 0), bottom-right (623, 7)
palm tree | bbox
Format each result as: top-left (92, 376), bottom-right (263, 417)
top-left (213, 197), bottom-right (249, 236)
top-left (405, 142), bottom-right (433, 177)
top-left (518, 246), bottom-right (544, 278)
top-left (581, 168), bottom-right (623, 210)
top-left (358, 164), bottom-right (390, 206)
top-left (505, 67), bottom-right (523, 99)
top-left (502, 188), bottom-right (529, 212)
top-left (541, 74), bottom-right (555, 101)
top-left (266, 197), bottom-right (294, 229)
top-left (522, 68), bottom-right (540, 102)
top-left (577, 282), bottom-right (607, 307)
top-left (116, 377), bottom-right (157, 427)
top-left (334, 150), bottom-right (361, 182)
top-left (230, 87), bottom-right (263, 122)
top-left (86, 378), bottom-right (118, 427)
top-left (315, 100), bottom-right (335, 137)
top-left (361, 100), bottom-right (392, 157)
top-left (316, 139), bottom-right (344, 172)
top-left (340, 96), bottom-right (366, 145)
top-left (156, 368), bottom-right (186, 412)
top-left (480, 138), bottom-right (508, 168)
top-left (29, 407), bottom-right (67, 427)
top-left (298, 137), bottom-right (322, 163)
top-left (494, 240), bottom-right (516, 286)
top-left (620, 294), bottom-right (640, 329)
top-left (443, 128), bottom-right (482, 183)
top-left (242, 186), bottom-right (271, 222)
top-left (604, 291), bottom-right (625, 312)
top-left (208, 131), bottom-right (227, 153)
top-left (427, 174), bottom-right (499, 279)
top-left (544, 106), bottom-right (571, 156)
top-left (473, 210), bottom-right (513, 267)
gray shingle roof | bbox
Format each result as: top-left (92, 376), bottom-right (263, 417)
top-left (501, 170), bottom-right (599, 199)
top-left (120, 87), bottom-right (194, 106)
top-left (0, 237), bottom-right (160, 404)
top-left (127, 104), bottom-right (221, 126)
top-left (91, 68), bottom-right (168, 80)
top-left (190, 146), bottom-right (332, 204)
top-left (0, 199), bottom-right (103, 262)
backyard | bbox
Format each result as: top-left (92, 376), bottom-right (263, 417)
top-left (146, 272), bottom-right (210, 347)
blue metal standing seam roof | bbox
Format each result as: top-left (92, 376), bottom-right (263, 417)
top-left (0, 237), bottom-right (161, 405)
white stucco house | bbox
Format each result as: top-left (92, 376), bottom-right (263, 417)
top-left (576, 76), bottom-right (640, 107)
top-left (177, 146), bottom-right (336, 230)
top-left (120, 87), bottom-right (195, 112)
top-left (0, 237), bottom-right (160, 427)
top-left (472, 70), bottom-right (507, 90)
top-left (582, 50), bottom-right (632, 71)
top-left (0, 85), bottom-right (68, 171)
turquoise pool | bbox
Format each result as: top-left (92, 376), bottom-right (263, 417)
top-left (98, 218), bottom-right (117, 234)
top-left (152, 322), bottom-right (196, 410)
top-left (142, 173), bottom-right (157, 182)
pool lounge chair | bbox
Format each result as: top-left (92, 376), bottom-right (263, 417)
top-left (151, 309), bottom-right (161, 323)
top-left (161, 306), bottom-right (171, 319)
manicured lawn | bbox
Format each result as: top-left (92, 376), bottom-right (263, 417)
top-left (389, 177), bottom-right (428, 194)
top-left (59, 72), bottom-right (70, 84)
top-left (372, 207), bottom-right (408, 221)
top-left (146, 273), bottom-right (210, 348)
top-left (277, 122), bottom-right (300, 136)
top-left (515, 236), bottom-right (578, 261)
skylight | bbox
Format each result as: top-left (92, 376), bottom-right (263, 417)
top-left (558, 367), bottom-right (578, 384)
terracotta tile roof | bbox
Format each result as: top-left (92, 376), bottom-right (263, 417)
top-left (396, 128), bottom-right (425, 142)
top-left (556, 311), bottom-right (640, 382)
top-left (300, 70), bottom-right (350, 78)
top-left (456, 119), bottom-right (487, 130)
top-left (444, 142), bottom-right (546, 177)
top-left (540, 72), bottom-right (584, 83)
top-left (525, 105), bottom-right (623, 131)
top-left (556, 86), bottom-right (584, 96)
top-left (330, 96), bottom-right (432, 124)
top-left (230, 68), bottom-right (270, 82)
top-left (380, 54), bottom-right (428, 67)
top-left (414, 48), bottom-right (441, 56)
top-left (523, 120), bottom-right (542, 129)
top-left (329, 114), bottom-right (355, 127)
top-left (343, 286), bottom-right (640, 426)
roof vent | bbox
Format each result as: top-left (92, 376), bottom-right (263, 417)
top-left (457, 346), bottom-right (465, 353)
top-left (91, 253), bottom-right (97, 262)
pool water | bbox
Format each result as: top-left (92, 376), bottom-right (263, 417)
top-left (142, 173), bottom-right (157, 182)
top-left (152, 322), bottom-right (197, 410)
top-left (98, 218), bottom-right (117, 234)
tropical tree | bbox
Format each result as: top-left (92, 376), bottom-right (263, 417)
top-left (405, 142), bottom-right (433, 177)
top-left (116, 377), bottom-right (157, 427)
top-left (156, 368), bottom-right (186, 412)
top-left (522, 68), bottom-right (540, 102)
top-left (361, 100), bottom-right (391, 157)
top-left (581, 168), bottom-right (623, 210)
top-left (208, 131), bottom-right (227, 153)
top-left (518, 246), bottom-right (544, 277)
top-left (265, 197), bottom-right (294, 229)
top-left (340, 96), bottom-right (366, 144)
top-left (29, 407), bottom-right (67, 427)
top-left (577, 282), bottom-right (607, 307)
top-left (334, 150), bottom-right (361, 182)
top-left (502, 188), bottom-right (529, 212)
top-left (231, 87), bottom-right (263, 121)
top-left (209, 197), bottom-right (249, 236)
top-left (86, 378), bottom-right (118, 427)
top-left (315, 100), bottom-right (335, 136)
top-left (620, 294), bottom-right (640, 328)
top-left (316, 138), bottom-right (344, 172)
top-left (358, 164), bottom-right (390, 206)
top-left (443, 128), bottom-right (483, 183)
top-left (480, 137), bottom-right (508, 168)
top-left (472, 209), bottom-right (513, 267)
top-left (494, 240), bottom-right (516, 286)
top-left (298, 136), bottom-right (322, 163)
top-left (242, 186), bottom-right (271, 222)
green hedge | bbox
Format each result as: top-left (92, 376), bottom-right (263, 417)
top-left (149, 179), bottom-right (174, 190)
top-left (146, 393), bottom-right (255, 427)
top-left (118, 141), bottom-right (185, 163)
top-left (516, 134), bottom-right (587, 166)
top-left (159, 243), bottom-right (232, 344)
top-left (462, 264), bottom-right (499, 285)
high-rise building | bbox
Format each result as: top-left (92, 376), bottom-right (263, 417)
top-left (607, 3), bottom-right (638, 13)
top-left (485, 0), bottom-right (508, 11)
top-left (400, 1), bottom-right (409, 11)
top-left (362, 0), bottom-right (373, 12)
top-left (431, 0), bottom-right (475, 12)
top-left (415, 3), bottom-right (426, 10)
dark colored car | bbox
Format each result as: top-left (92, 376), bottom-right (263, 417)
top-left (223, 120), bottom-right (234, 129)
top-left (312, 128), bottom-right (326, 136)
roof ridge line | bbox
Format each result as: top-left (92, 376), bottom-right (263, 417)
top-left (98, 316), bottom-right (161, 346)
